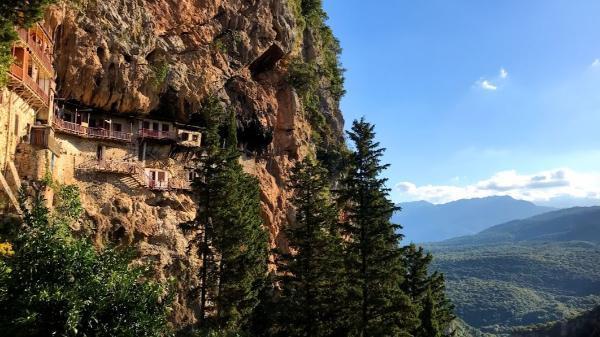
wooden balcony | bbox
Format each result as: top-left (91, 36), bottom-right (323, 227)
top-left (53, 118), bottom-right (133, 142)
top-left (8, 63), bottom-right (50, 109)
top-left (29, 125), bottom-right (61, 155)
top-left (15, 25), bottom-right (53, 73)
top-left (139, 128), bottom-right (177, 141)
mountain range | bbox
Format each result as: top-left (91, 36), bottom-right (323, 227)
top-left (394, 196), bottom-right (555, 243)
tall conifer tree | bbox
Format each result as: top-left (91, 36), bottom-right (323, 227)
top-left (402, 244), bottom-right (455, 337)
top-left (275, 158), bottom-right (347, 337)
top-left (338, 118), bottom-right (417, 337)
top-left (185, 97), bottom-right (268, 333)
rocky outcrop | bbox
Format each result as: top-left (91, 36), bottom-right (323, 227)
top-left (46, 0), bottom-right (344, 327)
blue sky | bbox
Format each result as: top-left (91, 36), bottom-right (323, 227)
top-left (323, 0), bottom-right (600, 207)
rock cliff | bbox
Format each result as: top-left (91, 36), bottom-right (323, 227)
top-left (46, 0), bottom-right (345, 327)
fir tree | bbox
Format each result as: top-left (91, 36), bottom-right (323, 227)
top-left (274, 158), bottom-right (347, 337)
top-left (338, 118), bottom-right (417, 337)
top-left (185, 97), bottom-right (268, 333)
top-left (418, 287), bottom-right (444, 337)
top-left (402, 244), bottom-right (455, 337)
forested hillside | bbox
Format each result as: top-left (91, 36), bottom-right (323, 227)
top-left (429, 207), bottom-right (600, 335)
top-left (444, 207), bottom-right (600, 245)
top-left (511, 305), bottom-right (600, 337)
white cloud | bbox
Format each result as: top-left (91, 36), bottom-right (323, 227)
top-left (475, 68), bottom-right (508, 91)
top-left (396, 168), bottom-right (600, 206)
top-left (479, 80), bottom-right (497, 91)
top-left (592, 59), bottom-right (600, 67)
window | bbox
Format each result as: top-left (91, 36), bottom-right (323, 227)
top-left (14, 114), bottom-right (19, 136)
top-left (157, 171), bottom-right (166, 182)
top-left (187, 170), bottom-right (195, 182)
top-left (181, 132), bottom-right (189, 141)
top-left (113, 123), bottom-right (122, 132)
top-left (152, 122), bottom-right (159, 131)
top-left (162, 124), bottom-right (170, 132)
top-left (64, 112), bottom-right (73, 122)
top-left (96, 145), bottom-right (104, 160)
top-left (192, 134), bottom-right (199, 142)
top-left (89, 118), bottom-right (97, 127)
top-left (143, 121), bottom-right (150, 129)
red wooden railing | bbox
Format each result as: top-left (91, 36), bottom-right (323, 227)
top-left (9, 63), bottom-right (50, 105)
top-left (16, 26), bottom-right (53, 72)
top-left (53, 118), bottom-right (132, 142)
top-left (9, 63), bottom-right (23, 80)
top-left (22, 73), bottom-right (50, 103)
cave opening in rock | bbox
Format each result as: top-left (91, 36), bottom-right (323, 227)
top-left (249, 44), bottom-right (285, 79)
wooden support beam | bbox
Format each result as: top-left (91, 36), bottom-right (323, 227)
top-left (0, 172), bottom-right (21, 214)
top-left (6, 160), bottom-right (22, 191)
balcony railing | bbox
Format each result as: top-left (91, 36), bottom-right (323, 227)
top-left (9, 63), bottom-right (23, 80)
top-left (8, 64), bottom-right (50, 107)
top-left (16, 26), bottom-right (53, 72)
top-left (53, 118), bottom-right (132, 142)
top-left (139, 128), bottom-right (176, 140)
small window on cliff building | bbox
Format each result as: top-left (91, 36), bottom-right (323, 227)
top-left (180, 132), bottom-right (189, 141)
top-left (113, 123), bottom-right (122, 132)
top-left (192, 134), bottom-right (199, 142)
top-left (97, 145), bottom-right (104, 161)
top-left (143, 121), bottom-right (150, 130)
top-left (162, 124), bottom-right (170, 132)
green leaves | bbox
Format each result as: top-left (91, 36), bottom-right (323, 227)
top-left (0, 185), bottom-right (173, 337)
top-left (188, 104), bottom-right (268, 333)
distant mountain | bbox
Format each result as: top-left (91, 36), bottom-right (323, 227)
top-left (394, 196), bottom-right (555, 243)
top-left (442, 206), bottom-right (600, 246)
top-left (428, 207), bottom-right (600, 335)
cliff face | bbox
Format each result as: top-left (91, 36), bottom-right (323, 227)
top-left (46, 0), bottom-right (344, 326)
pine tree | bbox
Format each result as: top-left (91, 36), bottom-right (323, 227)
top-left (402, 244), bottom-right (455, 337)
top-left (419, 287), bottom-right (444, 337)
top-left (274, 158), bottom-right (347, 337)
top-left (338, 118), bottom-right (417, 337)
top-left (185, 97), bottom-right (268, 333)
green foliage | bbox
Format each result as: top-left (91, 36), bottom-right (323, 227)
top-left (511, 305), bottom-right (600, 337)
top-left (0, 186), bottom-right (173, 337)
top-left (0, 0), bottom-right (59, 86)
top-left (429, 241), bottom-right (600, 334)
top-left (272, 158), bottom-right (347, 337)
top-left (151, 61), bottom-right (170, 87)
top-left (214, 38), bottom-right (227, 54)
top-left (286, 0), bottom-right (346, 174)
top-left (337, 119), bottom-right (417, 336)
top-left (403, 244), bottom-right (455, 337)
top-left (54, 184), bottom-right (84, 223)
top-left (186, 104), bottom-right (268, 333)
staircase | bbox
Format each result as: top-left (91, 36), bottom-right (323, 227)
top-left (77, 159), bottom-right (148, 189)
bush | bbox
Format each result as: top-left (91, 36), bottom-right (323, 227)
top-left (0, 186), bottom-right (173, 337)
